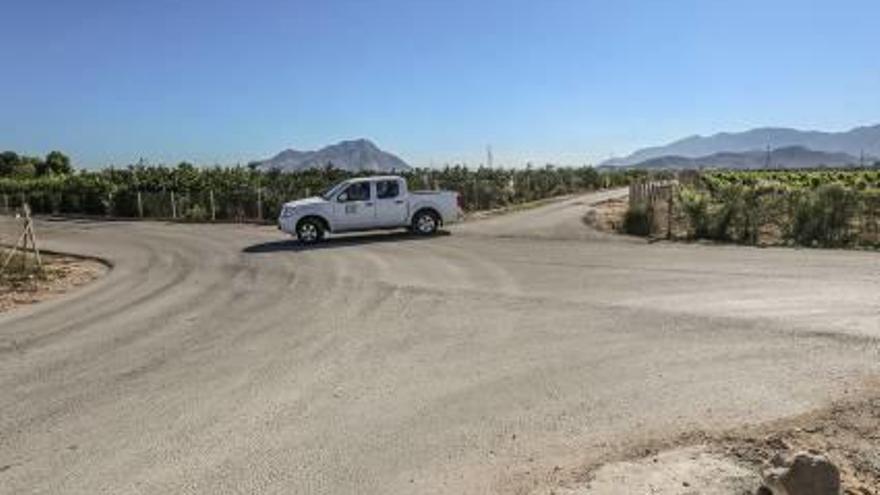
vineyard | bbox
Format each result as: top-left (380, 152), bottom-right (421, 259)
top-left (629, 169), bottom-right (880, 248)
top-left (0, 164), bottom-right (649, 221)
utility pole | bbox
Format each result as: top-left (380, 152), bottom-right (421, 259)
top-left (765, 145), bottom-right (771, 169)
top-left (486, 145), bottom-right (494, 169)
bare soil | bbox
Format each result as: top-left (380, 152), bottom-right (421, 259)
top-left (4, 193), bottom-right (880, 494)
top-left (0, 252), bottom-right (107, 312)
top-left (553, 388), bottom-right (880, 494)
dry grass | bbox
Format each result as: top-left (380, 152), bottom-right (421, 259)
top-left (0, 251), bottom-right (107, 312)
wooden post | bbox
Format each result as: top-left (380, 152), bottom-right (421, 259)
top-left (0, 203), bottom-right (41, 274)
top-left (137, 191), bottom-right (144, 218)
top-left (256, 187), bottom-right (263, 221)
top-left (2, 193), bottom-right (7, 214)
top-left (24, 204), bottom-right (41, 268)
top-left (170, 191), bottom-right (177, 219)
top-left (209, 189), bottom-right (216, 221)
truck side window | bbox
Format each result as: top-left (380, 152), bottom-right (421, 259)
top-left (340, 182), bottom-right (371, 202)
top-left (376, 180), bottom-right (399, 199)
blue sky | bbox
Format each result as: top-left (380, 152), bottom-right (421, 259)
top-left (2, 0), bottom-right (878, 168)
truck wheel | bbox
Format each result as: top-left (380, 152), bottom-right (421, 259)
top-left (412, 210), bottom-right (439, 235)
top-left (296, 218), bottom-right (324, 244)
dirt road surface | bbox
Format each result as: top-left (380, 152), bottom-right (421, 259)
top-left (2, 190), bottom-right (879, 494)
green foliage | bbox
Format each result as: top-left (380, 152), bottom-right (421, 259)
top-left (789, 184), bottom-right (858, 247)
top-left (0, 150), bottom-right (74, 178)
top-left (0, 156), bottom-right (648, 220)
top-left (42, 151), bottom-right (73, 175)
top-left (677, 187), bottom-right (710, 239)
top-left (0, 151), bottom-right (20, 176)
top-left (676, 170), bottom-right (877, 248)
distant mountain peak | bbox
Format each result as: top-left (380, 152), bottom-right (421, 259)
top-left (254, 139), bottom-right (410, 173)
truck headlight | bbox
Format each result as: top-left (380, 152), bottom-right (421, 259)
top-left (280, 206), bottom-right (295, 218)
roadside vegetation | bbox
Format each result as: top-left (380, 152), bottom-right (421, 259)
top-left (625, 169), bottom-right (880, 248)
top-left (0, 251), bottom-right (46, 286)
top-left (0, 150), bottom-right (653, 221)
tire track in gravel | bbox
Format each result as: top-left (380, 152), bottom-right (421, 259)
top-left (2, 190), bottom-right (880, 495)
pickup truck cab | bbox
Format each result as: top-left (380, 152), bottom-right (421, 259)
top-left (278, 176), bottom-right (462, 243)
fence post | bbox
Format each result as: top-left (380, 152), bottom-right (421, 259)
top-left (137, 191), bottom-right (144, 218)
top-left (209, 190), bottom-right (216, 221)
top-left (2, 194), bottom-right (8, 214)
top-left (171, 191), bottom-right (177, 219)
top-left (473, 178), bottom-right (479, 209)
top-left (256, 187), bottom-right (263, 221)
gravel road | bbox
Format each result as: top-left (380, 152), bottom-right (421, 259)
top-left (2, 190), bottom-right (879, 494)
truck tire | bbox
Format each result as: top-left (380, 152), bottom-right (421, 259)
top-left (412, 209), bottom-right (440, 235)
top-left (296, 218), bottom-right (325, 244)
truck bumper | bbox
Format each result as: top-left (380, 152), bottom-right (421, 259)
top-left (278, 217), bottom-right (297, 235)
top-left (445, 209), bottom-right (464, 225)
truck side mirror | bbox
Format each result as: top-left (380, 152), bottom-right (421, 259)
top-left (337, 192), bottom-right (348, 202)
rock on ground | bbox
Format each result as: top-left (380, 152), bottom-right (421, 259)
top-left (759, 451), bottom-right (841, 495)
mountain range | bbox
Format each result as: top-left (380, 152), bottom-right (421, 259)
top-left (603, 124), bottom-right (880, 168)
top-left (628, 146), bottom-right (858, 170)
top-left (252, 139), bottom-right (410, 173)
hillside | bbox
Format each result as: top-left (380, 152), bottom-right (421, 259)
top-left (252, 139), bottom-right (410, 173)
top-left (603, 124), bottom-right (880, 167)
top-left (629, 146), bottom-right (858, 170)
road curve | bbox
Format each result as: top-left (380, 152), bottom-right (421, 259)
top-left (1, 191), bottom-right (879, 494)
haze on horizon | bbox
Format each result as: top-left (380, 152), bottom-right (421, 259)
top-left (2, 0), bottom-right (878, 169)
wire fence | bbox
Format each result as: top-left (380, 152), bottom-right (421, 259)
top-left (0, 170), bottom-right (638, 222)
top-left (627, 178), bottom-right (880, 248)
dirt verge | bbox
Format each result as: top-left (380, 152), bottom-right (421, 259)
top-left (0, 251), bottom-right (108, 313)
top-left (551, 388), bottom-right (880, 494)
top-left (582, 196), bottom-right (628, 232)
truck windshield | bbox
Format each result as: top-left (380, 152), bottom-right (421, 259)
top-left (319, 183), bottom-right (344, 200)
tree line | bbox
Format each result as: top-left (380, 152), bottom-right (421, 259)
top-left (0, 150), bottom-right (651, 220)
top-left (0, 151), bottom-right (74, 177)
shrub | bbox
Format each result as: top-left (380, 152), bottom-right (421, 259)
top-left (789, 184), bottom-right (858, 247)
top-left (624, 202), bottom-right (653, 236)
top-left (678, 188), bottom-right (710, 239)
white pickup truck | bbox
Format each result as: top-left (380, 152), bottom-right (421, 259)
top-left (278, 176), bottom-right (462, 243)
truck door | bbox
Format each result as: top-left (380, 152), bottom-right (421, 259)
top-left (374, 179), bottom-right (408, 227)
top-left (333, 181), bottom-right (376, 231)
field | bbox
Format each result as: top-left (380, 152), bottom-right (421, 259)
top-left (0, 164), bottom-right (648, 221)
top-left (700, 169), bottom-right (880, 190)
top-left (627, 168), bottom-right (880, 248)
